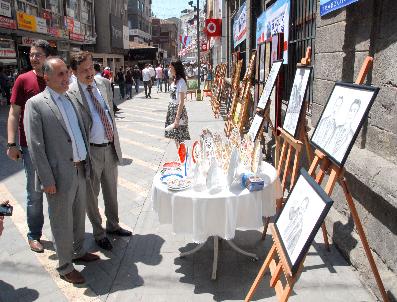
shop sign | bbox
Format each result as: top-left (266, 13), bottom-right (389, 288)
top-left (84, 35), bottom-right (96, 44)
top-left (0, 39), bottom-right (16, 58)
top-left (73, 20), bottom-right (81, 34)
top-left (0, 15), bottom-right (16, 29)
top-left (36, 17), bottom-right (48, 34)
top-left (123, 25), bottom-right (129, 49)
top-left (255, 0), bottom-right (290, 63)
top-left (81, 11), bottom-right (89, 23)
top-left (42, 10), bottom-right (52, 20)
top-left (0, 0), bottom-right (11, 18)
top-left (232, 2), bottom-right (246, 48)
top-left (320, 0), bottom-right (359, 16)
top-left (69, 32), bottom-right (84, 42)
top-left (17, 11), bottom-right (37, 32)
top-left (110, 14), bottom-right (123, 49)
top-left (21, 36), bottom-right (37, 46)
top-left (49, 27), bottom-right (60, 37)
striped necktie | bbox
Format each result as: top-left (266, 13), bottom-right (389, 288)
top-left (86, 85), bottom-right (114, 142)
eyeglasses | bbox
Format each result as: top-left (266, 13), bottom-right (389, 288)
top-left (29, 53), bottom-right (45, 59)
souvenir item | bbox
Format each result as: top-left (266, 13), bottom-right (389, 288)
top-left (229, 127), bottom-right (241, 148)
top-left (160, 167), bottom-right (182, 176)
top-left (245, 176), bottom-right (265, 192)
top-left (251, 141), bottom-right (261, 173)
top-left (167, 178), bottom-right (192, 191)
top-left (161, 173), bottom-right (183, 184)
top-left (227, 148), bottom-right (239, 187)
top-left (178, 143), bottom-right (187, 163)
top-left (192, 161), bottom-right (207, 191)
top-left (163, 161), bottom-right (181, 168)
top-left (192, 140), bottom-right (201, 164)
top-left (206, 157), bottom-right (226, 194)
top-left (239, 134), bottom-right (255, 170)
top-left (221, 141), bottom-right (232, 172)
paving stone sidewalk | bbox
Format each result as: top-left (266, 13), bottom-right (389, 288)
top-left (0, 86), bottom-right (376, 301)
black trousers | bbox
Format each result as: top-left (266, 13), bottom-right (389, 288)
top-left (143, 81), bottom-right (152, 97)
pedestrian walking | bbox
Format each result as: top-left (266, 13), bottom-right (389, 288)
top-left (102, 67), bottom-right (115, 99)
top-left (163, 65), bottom-right (169, 92)
top-left (0, 66), bottom-right (10, 105)
top-left (125, 68), bottom-right (134, 99)
top-left (6, 39), bottom-right (51, 253)
top-left (164, 60), bottom-right (191, 149)
top-left (142, 64), bottom-right (152, 98)
top-left (155, 64), bottom-right (163, 92)
top-left (68, 51), bottom-right (131, 252)
top-left (94, 64), bottom-right (120, 112)
top-left (148, 64), bottom-right (155, 86)
top-left (24, 57), bottom-right (99, 284)
top-left (116, 67), bottom-right (125, 100)
top-left (132, 65), bottom-right (141, 93)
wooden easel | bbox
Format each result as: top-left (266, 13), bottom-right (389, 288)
top-left (309, 56), bottom-right (389, 302)
top-left (245, 224), bottom-right (305, 302)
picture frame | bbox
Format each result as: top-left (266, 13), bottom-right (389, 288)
top-left (310, 82), bottom-right (379, 167)
top-left (257, 59), bottom-right (283, 110)
top-left (248, 113), bottom-right (264, 141)
top-left (274, 168), bottom-right (334, 275)
top-left (282, 66), bottom-right (312, 138)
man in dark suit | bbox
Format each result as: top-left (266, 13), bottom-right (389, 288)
top-left (24, 57), bottom-right (99, 284)
top-left (67, 52), bottom-right (131, 252)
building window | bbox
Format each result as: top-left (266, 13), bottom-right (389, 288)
top-left (66, 0), bottom-right (79, 19)
top-left (80, 0), bottom-right (93, 36)
top-left (40, 0), bottom-right (60, 14)
top-left (17, 0), bottom-right (39, 16)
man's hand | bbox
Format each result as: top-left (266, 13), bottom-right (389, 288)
top-left (7, 146), bottom-right (22, 161)
top-left (43, 185), bottom-right (57, 195)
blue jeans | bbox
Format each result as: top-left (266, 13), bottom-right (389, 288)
top-left (156, 78), bottom-right (162, 91)
top-left (125, 83), bottom-right (132, 99)
top-left (134, 79), bottom-right (140, 92)
top-left (22, 146), bottom-right (44, 240)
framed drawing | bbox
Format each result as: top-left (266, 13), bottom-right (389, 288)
top-left (274, 168), bottom-right (334, 275)
top-left (248, 114), bottom-right (264, 141)
top-left (257, 60), bottom-right (283, 110)
top-left (282, 66), bottom-right (312, 137)
top-left (310, 82), bottom-right (379, 167)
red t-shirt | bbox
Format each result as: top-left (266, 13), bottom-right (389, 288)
top-left (10, 70), bottom-right (46, 147)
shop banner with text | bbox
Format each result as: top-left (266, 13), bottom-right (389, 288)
top-left (0, 0), bottom-right (12, 18)
top-left (320, 0), bottom-right (359, 16)
top-left (255, 0), bottom-right (290, 63)
top-left (233, 1), bottom-right (246, 48)
top-left (17, 11), bottom-right (37, 32)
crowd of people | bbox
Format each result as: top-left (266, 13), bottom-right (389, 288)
top-left (1, 39), bottom-right (191, 286)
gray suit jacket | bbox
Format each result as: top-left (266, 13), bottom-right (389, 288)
top-left (67, 77), bottom-right (122, 162)
top-left (24, 88), bottom-right (91, 193)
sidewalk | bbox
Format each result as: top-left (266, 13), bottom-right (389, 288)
top-left (0, 87), bottom-right (376, 301)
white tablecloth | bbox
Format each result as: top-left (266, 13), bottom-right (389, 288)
top-left (152, 162), bottom-right (282, 243)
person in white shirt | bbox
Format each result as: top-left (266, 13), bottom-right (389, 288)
top-left (142, 64), bottom-right (152, 98)
top-left (148, 64), bottom-right (155, 86)
top-left (164, 60), bottom-right (190, 148)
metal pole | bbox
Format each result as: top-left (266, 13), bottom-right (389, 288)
top-left (197, 0), bottom-right (201, 98)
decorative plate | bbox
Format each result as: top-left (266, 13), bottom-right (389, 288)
top-left (167, 178), bottom-right (192, 191)
top-left (160, 173), bottom-right (183, 184)
top-left (163, 161), bottom-right (181, 168)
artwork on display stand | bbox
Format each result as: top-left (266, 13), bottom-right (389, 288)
top-left (257, 60), bottom-right (283, 110)
top-left (248, 114), bottom-right (264, 142)
top-left (310, 82), bottom-right (379, 167)
top-left (282, 66), bottom-right (312, 137)
top-left (259, 43), bottom-right (266, 82)
top-left (274, 168), bottom-right (334, 275)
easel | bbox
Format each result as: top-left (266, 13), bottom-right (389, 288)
top-left (245, 224), bottom-right (305, 302)
top-left (211, 63), bottom-right (227, 118)
top-left (224, 51), bottom-right (257, 137)
top-left (309, 56), bottom-right (389, 302)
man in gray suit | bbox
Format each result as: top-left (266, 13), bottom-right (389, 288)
top-left (24, 57), bottom-right (99, 284)
top-left (68, 52), bottom-right (131, 251)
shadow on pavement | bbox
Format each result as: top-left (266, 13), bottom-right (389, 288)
top-left (81, 233), bottom-right (164, 297)
top-left (0, 280), bottom-right (39, 302)
top-left (174, 230), bottom-right (275, 301)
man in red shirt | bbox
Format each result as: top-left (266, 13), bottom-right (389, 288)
top-left (6, 39), bottom-right (51, 253)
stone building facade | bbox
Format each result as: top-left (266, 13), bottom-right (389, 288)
top-left (312, 0), bottom-right (396, 300)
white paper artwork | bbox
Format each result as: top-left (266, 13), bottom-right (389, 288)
top-left (311, 84), bottom-right (377, 165)
top-left (282, 67), bottom-right (311, 137)
top-left (276, 175), bottom-right (326, 265)
top-left (248, 114), bottom-right (264, 141)
top-left (257, 61), bottom-right (283, 109)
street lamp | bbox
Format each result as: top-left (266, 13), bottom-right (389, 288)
top-left (188, 0), bottom-right (201, 100)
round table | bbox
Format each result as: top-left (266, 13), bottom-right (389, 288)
top-left (152, 161), bottom-right (282, 279)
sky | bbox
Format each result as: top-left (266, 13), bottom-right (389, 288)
top-left (151, 0), bottom-right (204, 19)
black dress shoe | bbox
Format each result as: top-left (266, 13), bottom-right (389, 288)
top-left (95, 237), bottom-right (113, 250)
top-left (106, 227), bottom-right (132, 237)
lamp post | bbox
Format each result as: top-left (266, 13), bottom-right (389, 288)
top-left (189, 0), bottom-right (201, 100)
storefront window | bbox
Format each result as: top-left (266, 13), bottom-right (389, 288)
top-left (41, 0), bottom-right (60, 14)
top-left (80, 0), bottom-right (93, 37)
top-left (66, 0), bottom-right (79, 19)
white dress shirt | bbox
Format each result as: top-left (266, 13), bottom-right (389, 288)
top-left (48, 87), bottom-right (87, 162)
top-left (79, 81), bottom-right (114, 144)
top-left (142, 68), bottom-right (151, 82)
